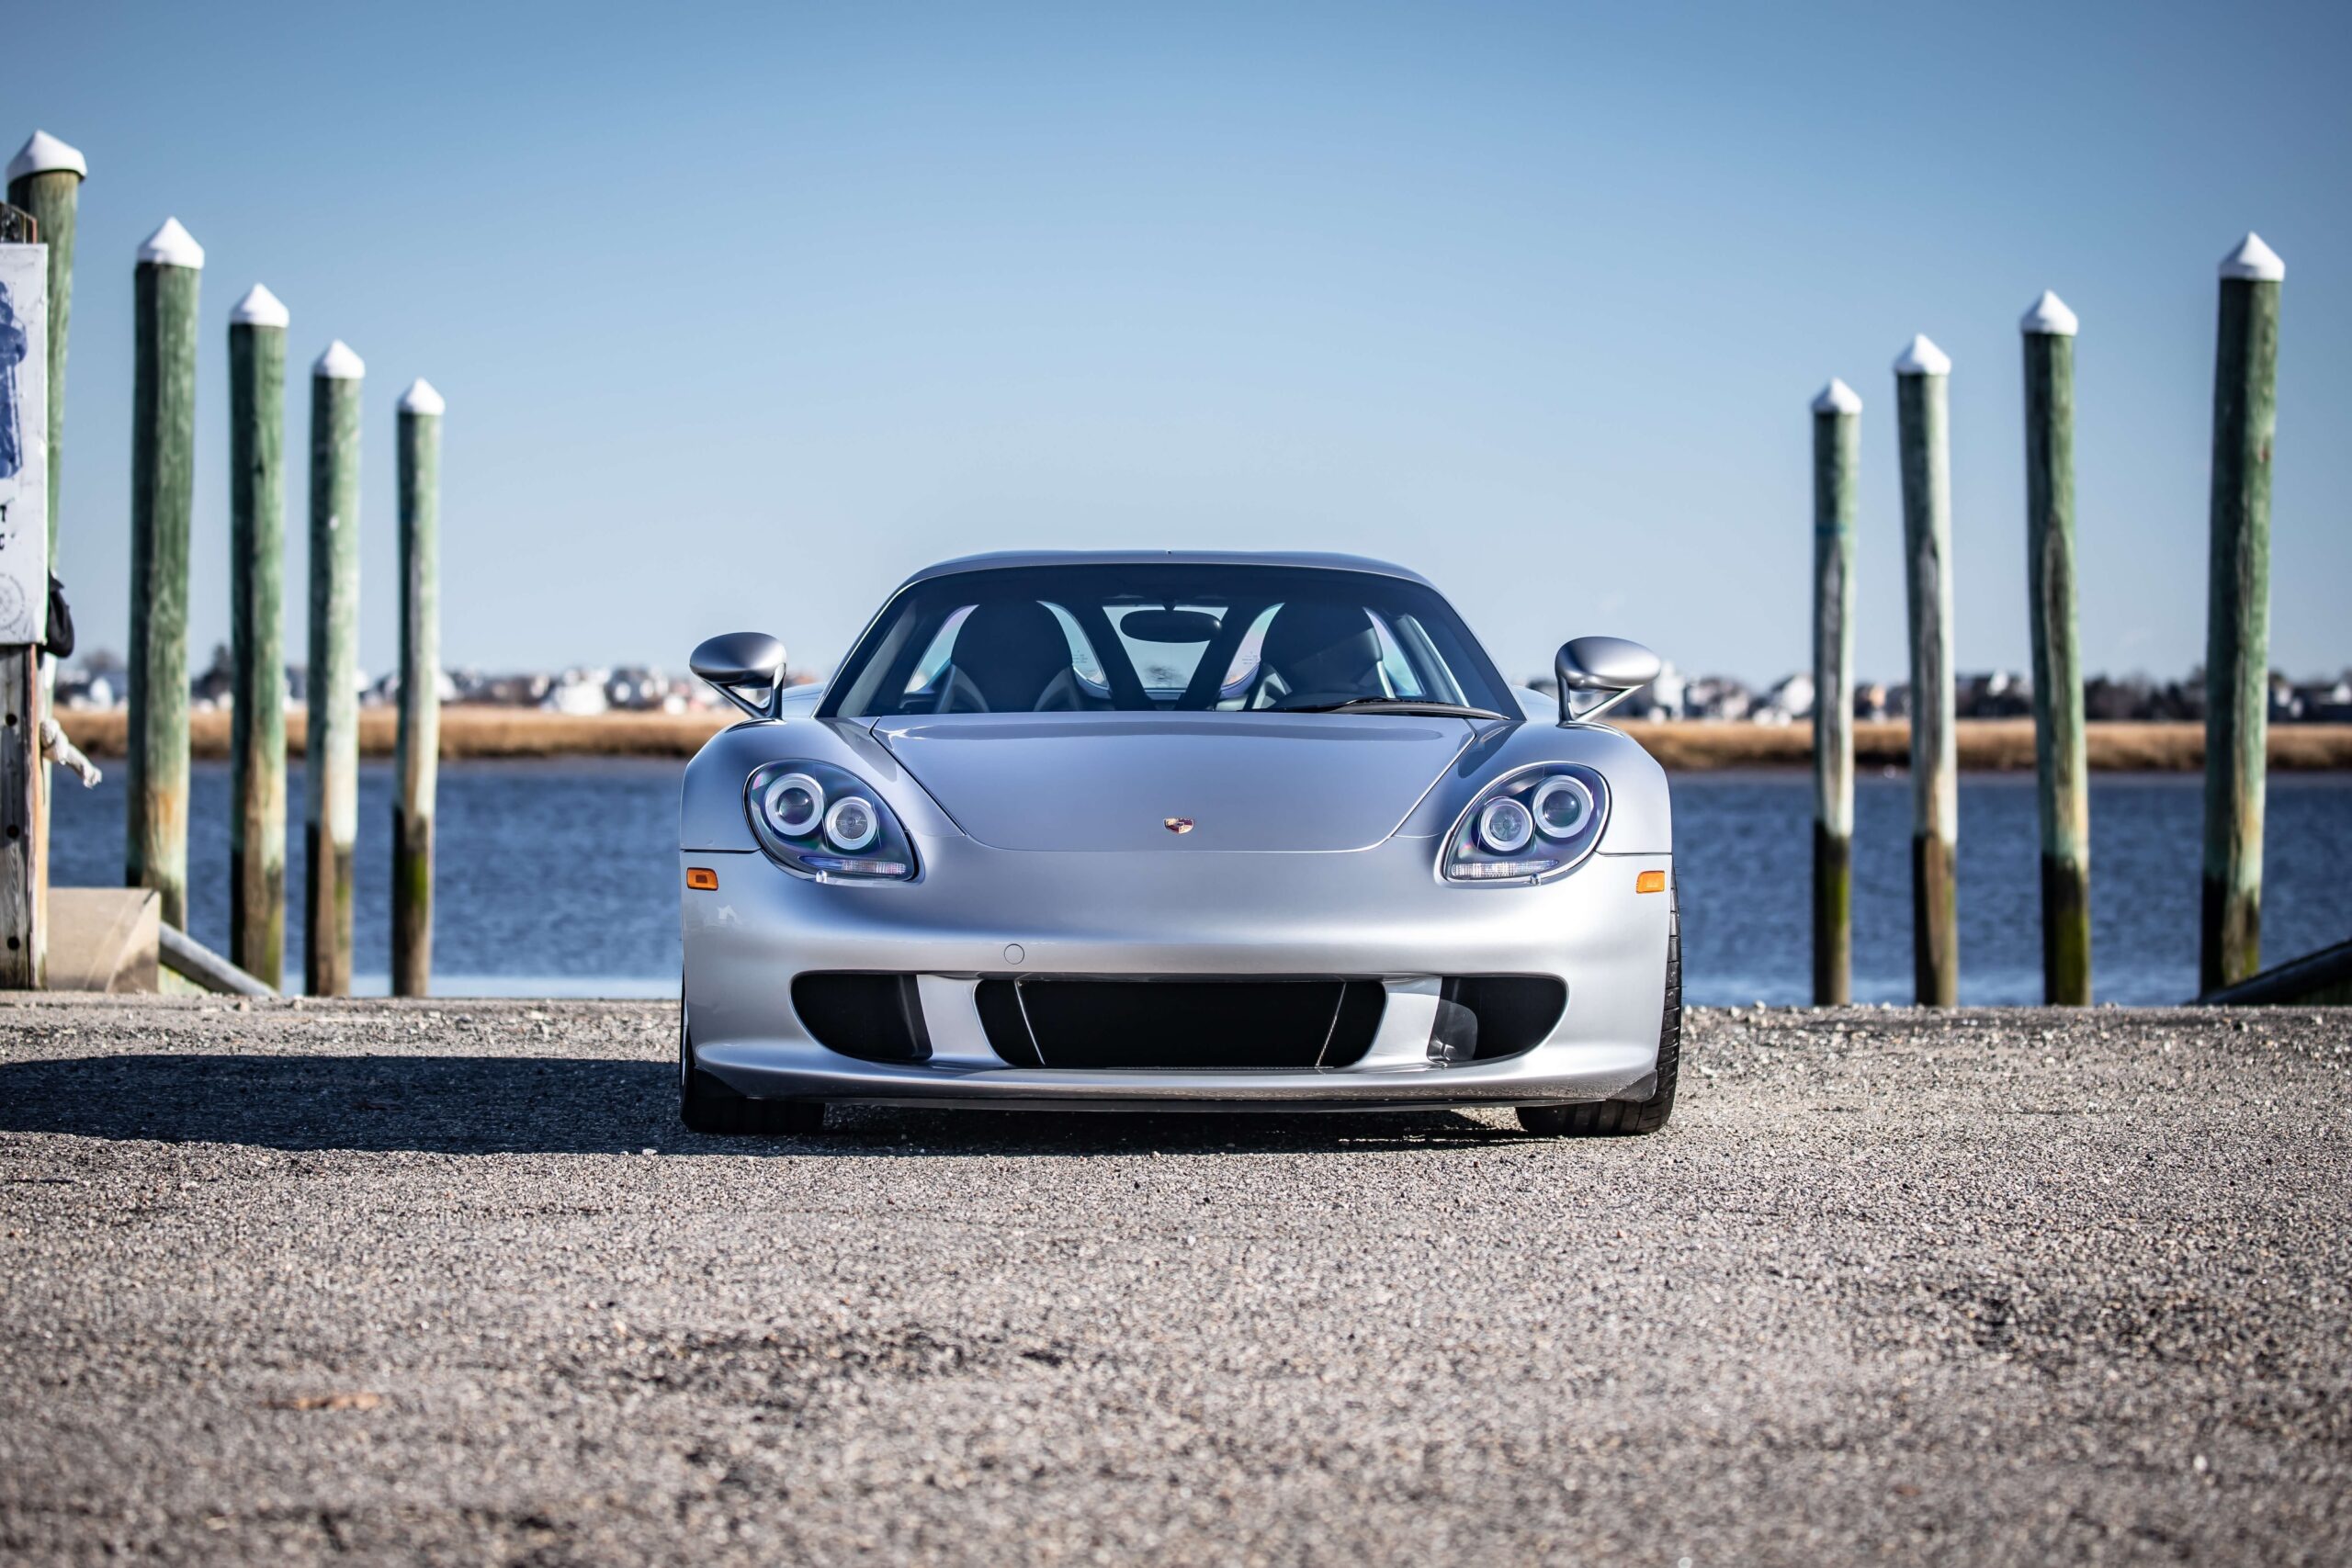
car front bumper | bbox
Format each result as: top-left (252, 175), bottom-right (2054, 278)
top-left (681, 833), bottom-right (1673, 1109)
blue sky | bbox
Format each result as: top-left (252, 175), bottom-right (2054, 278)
top-left (12, 0), bottom-right (2350, 686)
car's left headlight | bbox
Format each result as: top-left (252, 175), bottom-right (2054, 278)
top-left (1442, 763), bottom-right (1610, 883)
top-left (744, 760), bottom-right (918, 882)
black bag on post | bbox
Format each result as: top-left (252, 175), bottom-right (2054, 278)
top-left (42, 574), bottom-right (74, 660)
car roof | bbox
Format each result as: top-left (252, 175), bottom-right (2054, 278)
top-left (899, 549), bottom-right (1436, 591)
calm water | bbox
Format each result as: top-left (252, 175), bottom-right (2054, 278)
top-left (48, 759), bottom-right (2352, 1005)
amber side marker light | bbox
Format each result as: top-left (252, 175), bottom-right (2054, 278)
top-left (1635, 870), bottom-right (1668, 895)
top-left (685, 867), bottom-right (719, 891)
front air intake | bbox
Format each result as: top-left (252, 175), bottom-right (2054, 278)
top-left (1427, 976), bottom-right (1567, 1062)
top-left (975, 977), bottom-right (1385, 1070)
top-left (791, 973), bottom-right (932, 1063)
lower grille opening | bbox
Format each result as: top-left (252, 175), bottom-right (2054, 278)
top-left (976, 978), bottom-right (1385, 1070)
top-left (975, 978), bottom-right (1040, 1068)
top-left (1434, 976), bottom-right (1567, 1061)
top-left (791, 973), bottom-right (932, 1063)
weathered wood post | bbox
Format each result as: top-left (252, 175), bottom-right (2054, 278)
top-left (1894, 334), bottom-right (1958, 1007)
top-left (128, 219), bottom-right (203, 930)
top-left (305, 340), bottom-right (363, 996)
top-left (7, 132), bottom-right (84, 915)
top-left (2019, 291), bottom-right (2091, 1004)
top-left (6, 136), bottom-right (81, 567)
top-left (228, 285), bottom-right (289, 987)
top-left (1810, 378), bottom-right (1860, 1005)
top-left (392, 378), bottom-right (443, 996)
top-left (2200, 234), bottom-right (2284, 993)
top-left (0, 201), bottom-right (50, 987)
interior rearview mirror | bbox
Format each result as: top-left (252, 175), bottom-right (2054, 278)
top-left (1118, 608), bottom-right (1223, 644)
top-left (692, 631), bottom-right (788, 720)
top-left (1555, 636), bottom-right (1661, 724)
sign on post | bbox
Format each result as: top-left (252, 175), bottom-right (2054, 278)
top-left (0, 226), bottom-right (49, 987)
top-left (0, 238), bottom-right (47, 640)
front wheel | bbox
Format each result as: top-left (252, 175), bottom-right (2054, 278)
top-left (1518, 882), bottom-right (1679, 1137)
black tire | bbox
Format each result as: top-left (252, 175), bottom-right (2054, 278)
top-left (1518, 882), bottom-right (1679, 1137)
top-left (679, 1006), bottom-right (825, 1135)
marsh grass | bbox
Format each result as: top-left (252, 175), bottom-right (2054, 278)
top-left (50, 707), bottom-right (2352, 771)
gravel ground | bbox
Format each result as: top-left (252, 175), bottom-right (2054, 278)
top-left (1, 996), bottom-right (2347, 1566)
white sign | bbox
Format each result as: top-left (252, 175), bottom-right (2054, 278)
top-left (0, 242), bottom-right (49, 645)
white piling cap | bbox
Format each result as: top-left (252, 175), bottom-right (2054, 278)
top-left (2218, 232), bottom-right (2285, 282)
top-left (1893, 333), bottom-right (1951, 377)
top-left (312, 340), bottom-right (366, 379)
top-left (7, 130), bottom-right (86, 182)
top-left (398, 378), bottom-right (446, 415)
top-left (136, 217), bottom-right (204, 270)
top-left (2018, 290), bottom-right (2078, 336)
top-left (229, 284), bottom-right (289, 329)
top-left (1811, 378), bottom-right (1862, 415)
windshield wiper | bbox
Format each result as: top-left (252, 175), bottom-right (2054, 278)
top-left (1282, 697), bottom-right (1506, 719)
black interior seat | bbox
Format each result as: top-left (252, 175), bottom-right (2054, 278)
top-left (1252, 600), bottom-right (1385, 709)
top-left (938, 600), bottom-right (1079, 712)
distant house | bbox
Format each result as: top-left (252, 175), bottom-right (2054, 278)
top-left (605, 666), bottom-right (688, 713)
top-left (543, 669), bottom-right (611, 716)
top-left (56, 669), bottom-right (114, 710)
top-left (1753, 672), bottom-right (1814, 725)
top-left (190, 645), bottom-right (234, 711)
top-left (2085, 674), bottom-right (2199, 723)
top-left (1680, 675), bottom-right (1754, 722)
top-left (362, 669), bottom-right (460, 707)
top-left (2290, 676), bottom-right (2352, 723)
top-left (1957, 671), bottom-right (2032, 718)
top-left (452, 670), bottom-right (550, 706)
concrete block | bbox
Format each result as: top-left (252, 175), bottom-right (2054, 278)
top-left (46, 888), bottom-right (161, 993)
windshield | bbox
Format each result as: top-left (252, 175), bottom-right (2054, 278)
top-left (820, 564), bottom-right (1515, 719)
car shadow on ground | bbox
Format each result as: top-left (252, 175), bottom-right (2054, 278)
top-left (0, 1055), bottom-right (1521, 1156)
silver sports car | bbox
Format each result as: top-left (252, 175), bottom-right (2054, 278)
top-left (678, 551), bottom-right (1677, 1136)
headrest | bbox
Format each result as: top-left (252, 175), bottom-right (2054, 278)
top-left (1261, 600), bottom-right (1381, 690)
top-left (953, 600), bottom-right (1070, 711)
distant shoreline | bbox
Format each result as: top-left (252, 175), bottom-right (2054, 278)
top-left (47, 707), bottom-right (2352, 771)
top-left (1625, 717), bottom-right (2352, 773)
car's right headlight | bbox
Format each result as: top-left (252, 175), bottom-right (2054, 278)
top-left (744, 761), bottom-right (918, 882)
top-left (1441, 763), bottom-right (1610, 884)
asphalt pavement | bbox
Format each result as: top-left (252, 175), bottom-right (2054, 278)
top-left (2, 996), bottom-right (2346, 1565)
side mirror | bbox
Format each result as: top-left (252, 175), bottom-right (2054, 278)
top-left (1555, 636), bottom-right (1661, 724)
top-left (692, 631), bottom-right (788, 720)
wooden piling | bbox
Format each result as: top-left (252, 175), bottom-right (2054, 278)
top-left (304, 340), bottom-right (363, 997)
top-left (6, 134), bottom-right (84, 560)
top-left (228, 286), bottom-right (289, 987)
top-left (392, 378), bottom-right (443, 997)
top-left (0, 649), bottom-right (36, 987)
top-left (6, 134), bottom-right (80, 938)
top-left (2200, 234), bottom-right (2284, 993)
top-left (1894, 334), bottom-right (1958, 1007)
top-left (1809, 378), bottom-right (1860, 1005)
top-left (128, 219), bottom-right (203, 930)
top-left (2020, 291), bottom-right (2091, 1004)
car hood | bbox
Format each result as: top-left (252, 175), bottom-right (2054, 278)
top-left (872, 714), bottom-right (1478, 852)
